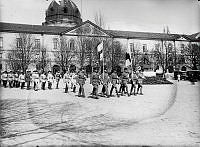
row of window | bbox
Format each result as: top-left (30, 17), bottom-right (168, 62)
top-left (16, 38), bottom-right (41, 49)
top-left (53, 38), bottom-right (75, 50)
top-left (0, 37), bottom-right (186, 52)
top-left (130, 43), bottom-right (147, 53)
top-left (129, 42), bottom-right (185, 53)
top-left (0, 37), bottom-right (75, 50)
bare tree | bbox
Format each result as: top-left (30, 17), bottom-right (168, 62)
top-left (53, 36), bottom-right (76, 72)
top-left (184, 43), bottom-right (200, 70)
top-left (153, 43), bottom-right (166, 73)
top-left (7, 33), bottom-right (36, 72)
top-left (36, 47), bottom-right (50, 72)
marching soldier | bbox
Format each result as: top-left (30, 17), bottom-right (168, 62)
top-left (8, 71), bottom-right (14, 88)
top-left (137, 70), bottom-right (145, 95)
top-left (25, 70), bottom-right (32, 90)
top-left (63, 70), bottom-right (71, 93)
top-left (19, 71), bottom-right (25, 89)
top-left (120, 68), bottom-right (130, 96)
top-left (100, 69), bottom-right (110, 98)
top-left (47, 71), bottom-right (54, 89)
top-left (77, 68), bottom-right (86, 97)
top-left (70, 72), bottom-right (77, 93)
top-left (55, 71), bottom-right (61, 89)
top-left (110, 69), bottom-right (120, 97)
top-left (130, 71), bottom-right (138, 95)
top-left (1, 71), bottom-right (8, 88)
top-left (13, 71), bottom-right (19, 88)
top-left (32, 70), bottom-right (40, 91)
top-left (40, 71), bottom-right (47, 90)
top-left (91, 67), bottom-right (101, 98)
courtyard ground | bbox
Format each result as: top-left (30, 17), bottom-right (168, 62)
top-left (0, 79), bottom-right (199, 146)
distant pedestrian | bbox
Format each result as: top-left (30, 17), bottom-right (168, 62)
top-left (1, 71), bottom-right (8, 88)
top-left (55, 71), bottom-right (61, 89)
top-left (47, 71), bottom-right (54, 89)
top-left (19, 71), bottom-right (25, 89)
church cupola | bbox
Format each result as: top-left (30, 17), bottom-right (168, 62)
top-left (43, 0), bottom-right (82, 27)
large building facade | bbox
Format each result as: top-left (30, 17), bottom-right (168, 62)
top-left (0, 0), bottom-right (199, 73)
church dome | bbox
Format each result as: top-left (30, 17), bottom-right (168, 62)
top-left (43, 0), bottom-right (82, 27)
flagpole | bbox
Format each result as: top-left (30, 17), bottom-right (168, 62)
top-left (102, 40), bottom-right (104, 81)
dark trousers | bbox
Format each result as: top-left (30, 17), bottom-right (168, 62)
top-left (9, 81), bottom-right (13, 88)
top-left (72, 85), bottom-right (76, 92)
top-left (78, 84), bottom-right (85, 97)
top-left (101, 84), bottom-right (109, 96)
top-left (65, 83), bottom-right (69, 93)
top-left (130, 81), bottom-right (136, 95)
top-left (137, 84), bottom-right (142, 94)
top-left (119, 84), bottom-right (126, 93)
top-left (15, 81), bottom-right (20, 88)
top-left (56, 80), bottom-right (60, 89)
top-left (13, 80), bottom-right (17, 87)
top-left (41, 82), bottom-right (46, 90)
top-left (110, 85), bottom-right (119, 97)
top-left (27, 81), bottom-right (31, 89)
top-left (121, 83), bottom-right (129, 96)
top-left (3, 80), bottom-right (7, 88)
top-left (34, 82), bottom-right (36, 90)
top-left (48, 82), bottom-right (52, 89)
top-left (92, 85), bottom-right (99, 96)
top-left (21, 82), bottom-right (25, 89)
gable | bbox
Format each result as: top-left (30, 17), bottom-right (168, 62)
top-left (64, 21), bottom-right (110, 37)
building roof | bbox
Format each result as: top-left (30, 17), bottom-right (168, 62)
top-left (105, 30), bottom-right (181, 40)
top-left (0, 22), bottom-right (71, 35)
top-left (0, 21), bottom-right (199, 42)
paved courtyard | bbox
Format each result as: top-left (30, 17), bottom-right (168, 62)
top-left (0, 80), bottom-right (199, 146)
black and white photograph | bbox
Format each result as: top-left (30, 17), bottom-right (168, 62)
top-left (0, 0), bottom-right (200, 146)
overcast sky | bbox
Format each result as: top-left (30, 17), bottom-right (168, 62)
top-left (0, 0), bottom-right (199, 34)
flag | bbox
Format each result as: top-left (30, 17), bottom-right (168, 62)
top-left (125, 52), bottom-right (131, 67)
top-left (97, 41), bottom-right (103, 61)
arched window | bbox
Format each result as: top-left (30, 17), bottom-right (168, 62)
top-left (50, 7), bottom-right (54, 11)
top-left (69, 40), bottom-right (75, 50)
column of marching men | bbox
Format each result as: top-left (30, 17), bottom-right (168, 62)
top-left (0, 67), bottom-right (145, 98)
